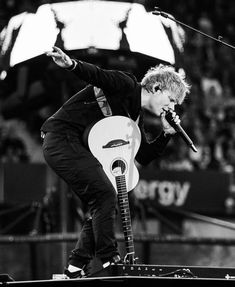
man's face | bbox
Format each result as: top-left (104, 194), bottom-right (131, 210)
top-left (148, 89), bottom-right (177, 116)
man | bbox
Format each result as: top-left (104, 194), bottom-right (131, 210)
top-left (42, 46), bottom-right (190, 278)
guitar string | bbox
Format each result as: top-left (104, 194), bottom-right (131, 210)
top-left (118, 124), bottom-right (136, 263)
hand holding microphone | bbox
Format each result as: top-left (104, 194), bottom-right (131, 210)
top-left (161, 109), bottom-right (198, 152)
top-left (161, 109), bottom-right (180, 136)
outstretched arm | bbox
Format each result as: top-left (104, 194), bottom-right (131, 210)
top-left (45, 46), bottom-right (136, 93)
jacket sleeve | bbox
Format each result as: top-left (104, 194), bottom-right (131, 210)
top-left (68, 59), bottom-right (137, 93)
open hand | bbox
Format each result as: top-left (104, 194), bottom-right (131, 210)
top-left (45, 46), bottom-right (73, 68)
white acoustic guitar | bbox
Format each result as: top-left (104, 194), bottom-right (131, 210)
top-left (87, 115), bottom-right (141, 264)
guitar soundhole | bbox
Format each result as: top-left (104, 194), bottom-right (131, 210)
top-left (111, 159), bottom-right (126, 176)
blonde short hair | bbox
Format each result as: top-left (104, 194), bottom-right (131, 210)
top-left (141, 64), bottom-right (191, 104)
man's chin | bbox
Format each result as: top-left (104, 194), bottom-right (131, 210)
top-left (154, 110), bottom-right (161, 117)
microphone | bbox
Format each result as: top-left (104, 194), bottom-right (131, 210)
top-left (152, 7), bottom-right (170, 18)
top-left (165, 110), bottom-right (198, 153)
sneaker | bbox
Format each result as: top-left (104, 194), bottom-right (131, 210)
top-left (64, 268), bottom-right (86, 279)
top-left (64, 264), bottom-right (92, 279)
top-left (102, 254), bottom-right (123, 268)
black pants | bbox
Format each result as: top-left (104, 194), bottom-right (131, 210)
top-left (42, 132), bottom-right (119, 267)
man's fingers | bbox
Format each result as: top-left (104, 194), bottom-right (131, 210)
top-left (45, 51), bottom-right (63, 59)
top-left (45, 46), bottom-right (63, 57)
top-left (52, 46), bottom-right (61, 52)
top-left (47, 52), bottom-right (60, 57)
top-left (45, 51), bottom-right (53, 56)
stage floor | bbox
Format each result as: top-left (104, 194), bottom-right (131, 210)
top-left (3, 275), bottom-right (235, 287)
top-left (3, 263), bottom-right (235, 286)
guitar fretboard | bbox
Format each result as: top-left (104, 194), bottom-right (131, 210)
top-left (116, 174), bottom-right (135, 264)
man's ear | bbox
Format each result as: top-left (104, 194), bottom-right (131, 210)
top-left (152, 83), bottom-right (162, 93)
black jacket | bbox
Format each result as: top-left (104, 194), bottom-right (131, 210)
top-left (41, 60), bottom-right (172, 165)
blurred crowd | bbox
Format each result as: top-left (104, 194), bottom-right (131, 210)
top-left (156, 0), bottom-right (235, 174)
top-left (0, 0), bottom-right (235, 175)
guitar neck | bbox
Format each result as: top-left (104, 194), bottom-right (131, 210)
top-left (116, 175), bottom-right (135, 264)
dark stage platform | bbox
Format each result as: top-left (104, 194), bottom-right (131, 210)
top-left (2, 275), bottom-right (235, 287)
top-left (2, 264), bottom-right (235, 286)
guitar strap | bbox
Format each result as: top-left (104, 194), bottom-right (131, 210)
top-left (94, 87), bottom-right (113, 117)
top-left (94, 86), bottom-right (140, 124)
